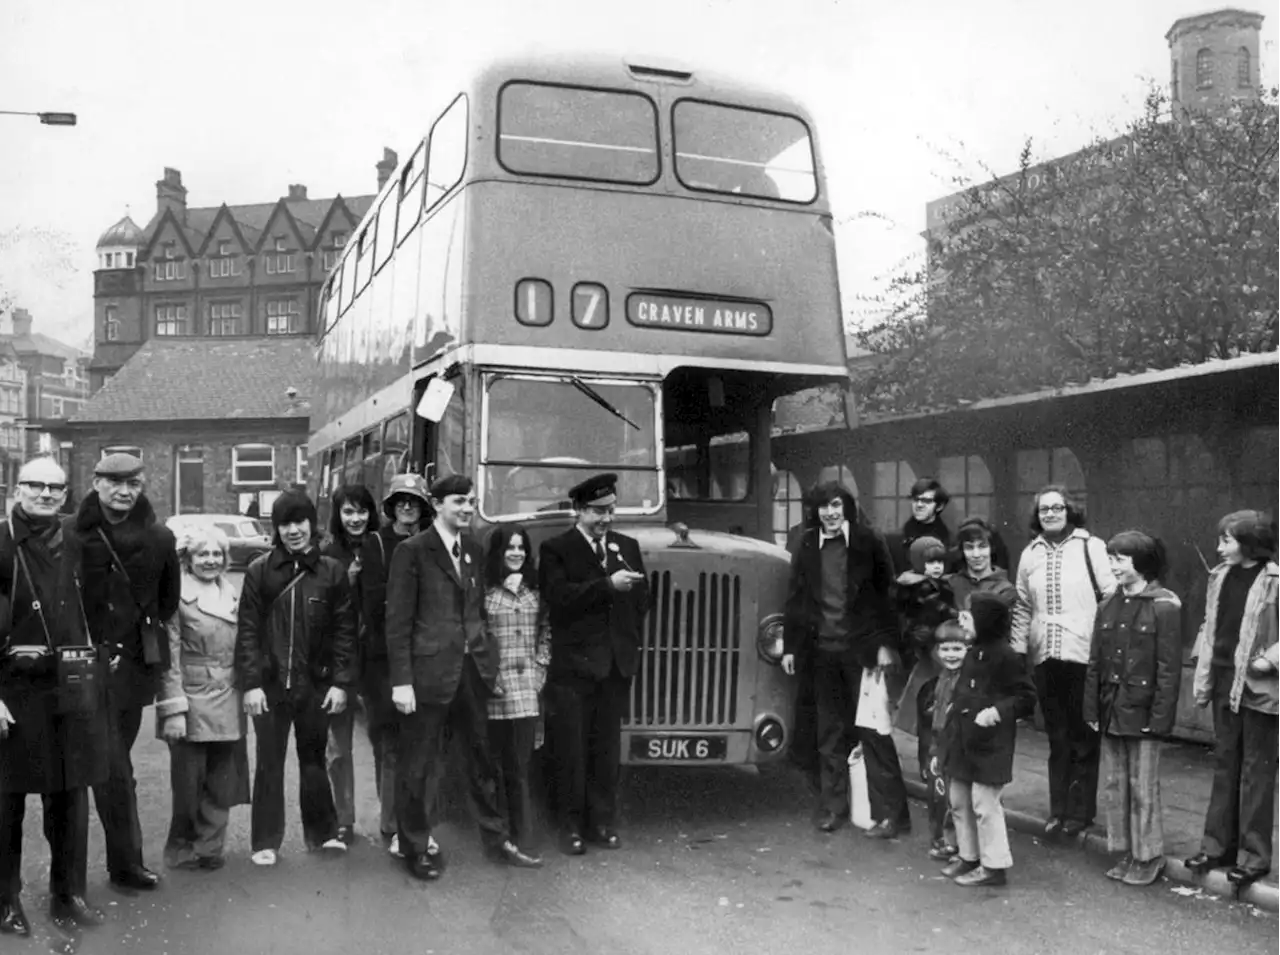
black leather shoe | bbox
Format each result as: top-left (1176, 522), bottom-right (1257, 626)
top-left (816, 812), bottom-right (845, 833)
top-left (1184, 852), bottom-right (1224, 875)
top-left (1043, 817), bottom-right (1064, 837)
top-left (408, 851), bottom-right (442, 881)
top-left (198, 855), bottom-right (226, 871)
top-left (941, 857), bottom-right (980, 879)
top-left (1061, 819), bottom-right (1089, 838)
top-left (50, 894), bottom-right (105, 928)
top-left (954, 865), bottom-right (1007, 887)
top-left (1227, 865), bottom-right (1269, 887)
top-left (110, 865), bottom-right (161, 890)
top-left (0, 897), bottom-right (30, 936)
top-left (588, 826), bottom-right (621, 849)
top-left (560, 830), bottom-right (586, 856)
top-left (337, 825), bottom-right (354, 846)
top-left (862, 819), bottom-right (903, 840)
top-left (497, 841), bottom-right (544, 868)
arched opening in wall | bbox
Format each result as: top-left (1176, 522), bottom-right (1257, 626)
top-left (1196, 48), bottom-right (1214, 89)
top-left (871, 459), bottom-right (918, 536)
top-left (1014, 446), bottom-right (1086, 529)
top-left (772, 469), bottom-right (804, 548)
top-left (936, 454), bottom-right (994, 530)
top-left (816, 463), bottom-right (858, 496)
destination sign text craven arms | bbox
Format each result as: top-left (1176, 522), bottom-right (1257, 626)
top-left (626, 293), bottom-right (772, 336)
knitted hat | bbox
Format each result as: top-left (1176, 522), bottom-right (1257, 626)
top-left (908, 535), bottom-right (947, 573)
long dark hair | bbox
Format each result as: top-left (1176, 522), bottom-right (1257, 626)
top-left (329, 484), bottom-right (380, 549)
top-left (485, 524), bottom-right (538, 591)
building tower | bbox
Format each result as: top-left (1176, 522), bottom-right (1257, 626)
top-left (1167, 8), bottom-right (1264, 112)
top-left (91, 214), bottom-right (144, 393)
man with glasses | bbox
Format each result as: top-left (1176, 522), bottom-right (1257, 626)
top-left (540, 473), bottom-right (648, 855)
top-left (0, 458), bottom-right (110, 935)
top-left (902, 478), bottom-right (951, 556)
top-left (67, 452), bottom-right (179, 891)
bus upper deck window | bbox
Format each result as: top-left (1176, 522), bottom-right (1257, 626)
top-left (498, 82), bottom-right (659, 186)
top-left (673, 100), bottom-right (817, 203)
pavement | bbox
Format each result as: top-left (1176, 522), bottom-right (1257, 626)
top-left (10, 717), bottom-right (1278, 955)
top-left (889, 722), bottom-right (1280, 911)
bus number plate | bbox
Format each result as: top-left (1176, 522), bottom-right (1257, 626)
top-left (630, 735), bottom-right (727, 761)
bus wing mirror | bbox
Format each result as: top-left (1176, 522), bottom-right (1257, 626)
top-left (416, 378), bottom-right (455, 423)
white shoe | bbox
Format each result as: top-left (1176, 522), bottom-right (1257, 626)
top-left (388, 835), bottom-right (404, 859)
top-left (321, 838), bottom-right (348, 852)
top-left (428, 836), bottom-right (440, 854)
top-left (251, 849), bottom-right (278, 866)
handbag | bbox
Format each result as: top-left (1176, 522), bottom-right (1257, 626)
top-left (95, 528), bottom-right (164, 666)
top-left (854, 666), bottom-right (895, 736)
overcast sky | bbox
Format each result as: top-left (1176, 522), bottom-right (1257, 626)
top-left (1, 0), bottom-right (1276, 348)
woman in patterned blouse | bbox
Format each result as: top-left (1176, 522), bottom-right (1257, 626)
top-left (484, 524), bottom-right (551, 851)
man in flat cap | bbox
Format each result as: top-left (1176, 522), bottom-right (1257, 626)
top-left (539, 472), bottom-right (648, 855)
top-left (387, 473), bottom-right (541, 880)
top-left (65, 452), bottom-right (179, 890)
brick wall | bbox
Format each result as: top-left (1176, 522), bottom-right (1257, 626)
top-left (68, 420), bottom-right (310, 523)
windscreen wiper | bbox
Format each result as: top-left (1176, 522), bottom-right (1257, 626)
top-left (570, 376), bottom-right (640, 430)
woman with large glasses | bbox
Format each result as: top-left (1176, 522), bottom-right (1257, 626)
top-left (1010, 485), bottom-right (1116, 840)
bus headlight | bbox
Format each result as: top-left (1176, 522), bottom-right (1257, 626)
top-left (757, 613), bottom-right (785, 664)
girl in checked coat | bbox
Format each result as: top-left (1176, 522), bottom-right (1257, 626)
top-left (484, 525), bottom-right (551, 849)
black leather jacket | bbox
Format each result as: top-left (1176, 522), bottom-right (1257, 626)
top-left (235, 545), bottom-right (357, 702)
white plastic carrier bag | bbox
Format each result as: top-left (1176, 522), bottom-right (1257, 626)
top-left (854, 666), bottom-right (895, 736)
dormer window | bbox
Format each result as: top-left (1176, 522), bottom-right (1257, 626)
top-left (209, 238), bottom-right (241, 278)
top-left (265, 236), bottom-right (295, 275)
top-left (153, 244), bottom-right (186, 281)
top-left (1196, 48), bottom-right (1214, 89)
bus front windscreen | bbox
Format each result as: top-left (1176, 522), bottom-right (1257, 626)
top-left (673, 99), bottom-right (817, 203)
top-left (482, 374), bottom-right (661, 518)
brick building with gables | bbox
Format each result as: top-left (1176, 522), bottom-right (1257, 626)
top-left (64, 151), bottom-right (396, 516)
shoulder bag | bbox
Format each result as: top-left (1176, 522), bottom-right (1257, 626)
top-left (95, 528), bottom-right (165, 666)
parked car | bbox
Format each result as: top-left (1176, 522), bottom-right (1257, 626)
top-left (166, 513), bottom-right (272, 571)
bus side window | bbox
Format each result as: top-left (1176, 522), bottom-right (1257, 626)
top-left (425, 95), bottom-right (468, 213)
top-left (384, 412), bottom-right (411, 475)
top-left (397, 140), bottom-right (427, 248)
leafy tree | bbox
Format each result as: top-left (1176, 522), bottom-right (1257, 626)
top-left (855, 88), bottom-right (1279, 415)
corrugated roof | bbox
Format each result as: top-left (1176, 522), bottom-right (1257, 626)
top-left (70, 337), bottom-right (316, 424)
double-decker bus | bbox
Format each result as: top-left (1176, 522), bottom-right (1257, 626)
top-left (311, 55), bottom-right (848, 766)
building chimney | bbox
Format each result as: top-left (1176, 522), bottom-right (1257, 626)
top-left (376, 148), bottom-right (399, 191)
top-left (10, 308), bottom-right (32, 338)
top-left (288, 184), bottom-right (308, 201)
top-left (156, 167), bottom-right (187, 222)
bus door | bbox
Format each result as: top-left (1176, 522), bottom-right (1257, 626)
top-left (663, 367), bottom-right (772, 541)
top-left (410, 371), bottom-right (466, 483)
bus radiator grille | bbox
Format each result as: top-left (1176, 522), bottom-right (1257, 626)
top-left (629, 570), bottom-right (742, 728)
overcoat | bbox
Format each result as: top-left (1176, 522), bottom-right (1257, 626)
top-left (385, 525), bottom-right (498, 704)
top-left (0, 511), bottom-right (110, 794)
top-left (539, 528), bottom-right (648, 685)
top-left (156, 572), bottom-right (247, 741)
top-left (944, 629), bottom-right (1037, 787)
top-left (65, 491), bottom-right (180, 710)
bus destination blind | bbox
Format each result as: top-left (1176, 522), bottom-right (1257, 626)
top-left (625, 293), bottom-right (772, 336)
